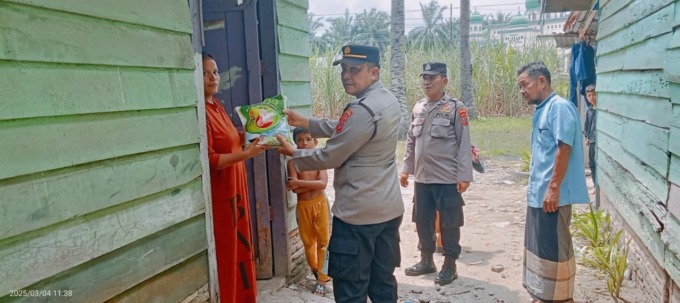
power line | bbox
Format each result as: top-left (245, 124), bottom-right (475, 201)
top-left (313, 2), bottom-right (526, 16)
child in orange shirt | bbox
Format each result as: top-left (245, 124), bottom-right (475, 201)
top-left (287, 128), bottom-right (331, 296)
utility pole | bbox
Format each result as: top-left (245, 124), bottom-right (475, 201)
top-left (450, 4), bottom-right (454, 43)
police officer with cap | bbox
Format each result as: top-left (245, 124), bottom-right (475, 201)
top-left (400, 62), bottom-right (473, 286)
top-left (277, 45), bottom-right (404, 302)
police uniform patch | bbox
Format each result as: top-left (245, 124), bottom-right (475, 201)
top-left (458, 108), bottom-right (469, 126)
top-left (439, 104), bottom-right (453, 112)
top-left (336, 108), bottom-right (353, 133)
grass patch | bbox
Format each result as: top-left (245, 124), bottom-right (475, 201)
top-left (318, 117), bottom-right (532, 167)
top-left (469, 117), bottom-right (531, 158)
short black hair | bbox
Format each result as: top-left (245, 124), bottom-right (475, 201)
top-left (585, 84), bottom-right (596, 93)
top-left (202, 52), bottom-right (215, 61)
top-left (293, 127), bottom-right (311, 141)
top-left (516, 61), bottom-right (552, 86)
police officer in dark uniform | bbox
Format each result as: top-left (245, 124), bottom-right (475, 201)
top-left (400, 62), bottom-right (473, 286)
top-left (277, 45), bottom-right (404, 302)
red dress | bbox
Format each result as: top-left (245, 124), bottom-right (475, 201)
top-left (205, 98), bottom-right (256, 303)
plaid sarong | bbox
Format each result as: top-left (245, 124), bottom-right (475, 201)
top-left (523, 205), bottom-right (576, 302)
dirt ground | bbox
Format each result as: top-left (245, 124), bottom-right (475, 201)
top-left (302, 157), bottom-right (646, 303)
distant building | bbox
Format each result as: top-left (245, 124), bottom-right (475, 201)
top-left (470, 0), bottom-right (569, 47)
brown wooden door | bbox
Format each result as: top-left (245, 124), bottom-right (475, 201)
top-left (202, 0), bottom-right (276, 279)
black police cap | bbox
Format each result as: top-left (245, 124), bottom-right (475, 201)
top-left (332, 45), bottom-right (381, 68)
top-left (421, 62), bottom-right (447, 76)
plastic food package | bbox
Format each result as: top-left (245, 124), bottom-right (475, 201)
top-left (235, 95), bottom-right (294, 147)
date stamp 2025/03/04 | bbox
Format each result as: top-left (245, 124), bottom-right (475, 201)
top-left (9, 289), bottom-right (73, 297)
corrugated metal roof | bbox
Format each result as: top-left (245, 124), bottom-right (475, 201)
top-left (542, 0), bottom-right (593, 13)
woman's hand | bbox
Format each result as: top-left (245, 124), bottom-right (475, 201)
top-left (245, 137), bottom-right (269, 158)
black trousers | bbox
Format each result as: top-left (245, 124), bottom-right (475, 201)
top-left (414, 182), bottom-right (464, 258)
top-left (327, 216), bottom-right (402, 303)
top-left (589, 142), bottom-right (597, 187)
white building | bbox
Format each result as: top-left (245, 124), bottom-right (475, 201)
top-left (471, 0), bottom-right (569, 48)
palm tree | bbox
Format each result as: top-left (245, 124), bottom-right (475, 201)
top-left (321, 9), bottom-right (355, 49)
top-left (436, 18), bottom-right (460, 45)
top-left (486, 11), bottom-right (513, 25)
top-left (308, 13), bottom-right (325, 50)
top-left (353, 9), bottom-right (391, 50)
top-left (460, 0), bottom-right (478, 119)
top-left (391, 0), bottom-right (409, 138)
top-left (408, 0), bottom-right (448, 49)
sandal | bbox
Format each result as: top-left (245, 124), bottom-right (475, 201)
top-left (313, 282), bottom-right (326, 297)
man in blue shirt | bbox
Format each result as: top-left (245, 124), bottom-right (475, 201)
top-left (516, 61), bottom-right (589, 303)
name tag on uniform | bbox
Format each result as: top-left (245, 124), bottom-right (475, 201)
top-left (434, 112), bottom-right (450, 119)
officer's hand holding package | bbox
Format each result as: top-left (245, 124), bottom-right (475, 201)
top-left (276, 109), bottom-right (305, 156)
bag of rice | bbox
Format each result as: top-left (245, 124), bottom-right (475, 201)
top-left (235, 95), bottom-right (293, 147)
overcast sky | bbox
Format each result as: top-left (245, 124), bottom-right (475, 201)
top-left (309, 0), bottom-right (528, 33)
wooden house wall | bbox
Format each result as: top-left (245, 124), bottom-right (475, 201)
top-left (0, 0), bottom-right (209, 301)
top-left (597, 0), bottom-right (680, 293)
top-left (276, 0), bottom-right (314, 281)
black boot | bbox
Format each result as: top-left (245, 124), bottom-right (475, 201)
top-left (434, 257), bottom-right (458, 285)
top-left (404, 253), bottom-right (437, 276)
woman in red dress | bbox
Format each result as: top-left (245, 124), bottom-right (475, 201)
top-left (203, 53), bottom-right (267, 303)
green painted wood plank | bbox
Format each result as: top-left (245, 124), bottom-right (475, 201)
top-left (674, 104), bottom-right (680, 127)
top-left (668, 28), bottom-right (680, 50)
top-left (595, 50), bottom-right (625, 73)
top-left (279, 54), bottom-right (312, 82)
top-left (598, 0), bottom-right (674, 40)
top-left (0, 179), bottom-right (205, 296)
top-left (279, 0), bottom-right (309, 9)
top-left (597, 70), bottom-right (670, 99)
top-left (597, 3), bottom-right (674, 55)
top-left (665, 48), bottom-right (680, 83)
top-left (662, 216), bottom-right (680, 270)
top-left (669, 182), bottom-right (680, 220)
top-left (598, 34), bottom-right (670, 73)
top-left (597, 110), bottom-right (624, 140)
top-left (664, 248), bottom-right (680, 288)
top-left (600, 0), bottom-right (633, 23)
top-left (0, 62), bottom-right (196, 121)
top-left (672, 83), bottom-right (680, 104)
top-left (281, 82), bottom-right (312, 107)
top-left (278, 26), bottom-right (311, 58)
top-left (0, 146), bottom-right (202, 240)
top-left (620, 120), bottom-right (670, 177)
top-left (597, 92), bottom-right (672, 129)
top-left (108, 252), bottom-right (208, 303)
top-left (599, 152), bottom-right (666, 264)
top-left (6, 0), bottom-right (192, 33)
top-left (599, 147), bottom-right (667, 228)
top-left (1, 216), bottom-right (207, 303)
top-left (289, 106), bottom-right (313, 118)
top-left (0, 108), bottom-right (199, 180)
top-left (276, 0), bottom-right (310, 32)
top-left (599, 131), bottom-right (669, 201)
top-left (670, 127), bottom-right (680, 156)
top-left (0, 3), bottom-right (193, 69)
top-left (674, 1), bottom-right (680, 28)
